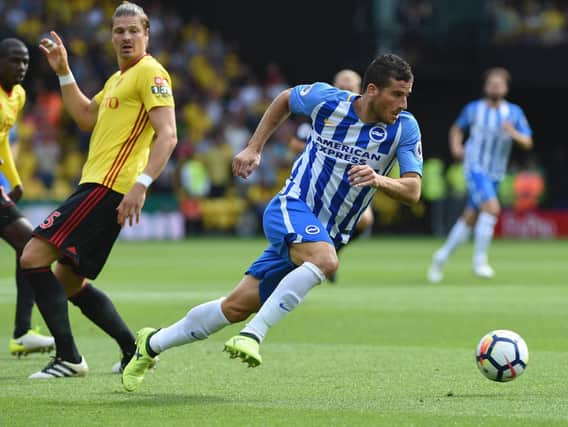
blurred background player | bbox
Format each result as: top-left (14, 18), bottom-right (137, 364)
top-left (289, 69), bottom-right (374, 282)
top-left (121, 53), bottom-right (422, 392)
top-left (19, 1), bottom-right (177, 379)
top-left (0, 38), bottom-right (55, 357)
top-left (428, 67), bottom-right (533, 282)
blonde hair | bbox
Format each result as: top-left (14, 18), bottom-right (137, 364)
top-left (112, 1), bottom-right (149, 31)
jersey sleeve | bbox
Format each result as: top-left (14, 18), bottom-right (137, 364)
top-left (396, 115), bottom-right (423, 176)
top-left (137, 62), bottom-right (175, 112)
top-left (454, 103), bottom-right (473, 130)
top-left (513, 106), bottom-right (532, 136)
top-left (93, 88), bottom-right (104, 105)
top-left (289, 82), bottom-right (336, 116)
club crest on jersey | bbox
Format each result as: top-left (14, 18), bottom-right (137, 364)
top-left (305, 225), bottom-right (320, 235)
top-left (369, 125), bottom-right (387, 143)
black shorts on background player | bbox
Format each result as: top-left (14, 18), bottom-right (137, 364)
top-left (33, 183), bottom-right (122, 279)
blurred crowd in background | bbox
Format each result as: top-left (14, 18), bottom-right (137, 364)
top-left (490, 0), bottom-right (568, 45)
top-left (0, 0), bottom-right (560, 237)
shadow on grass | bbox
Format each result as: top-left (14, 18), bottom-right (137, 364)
top-left (40, 393), bottom-right (229, 408)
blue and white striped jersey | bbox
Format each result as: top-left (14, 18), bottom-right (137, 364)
top-left (282, 82), bottom-right (423, 245)
top-left (456, 99), bottom-right (532, 181)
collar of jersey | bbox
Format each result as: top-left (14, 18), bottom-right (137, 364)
top-left (120, 53), bottom-right (150, 74)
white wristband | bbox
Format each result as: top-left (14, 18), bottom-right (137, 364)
top-left (58, 73), bottom-right (75, 86)
top-left (136, 173), bottom-right (153, 188)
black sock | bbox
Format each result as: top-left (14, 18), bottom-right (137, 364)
top-left (69, 283), bottom-right (135, 358)
top-left (22, 267), bottom-right (81, 363)
top-left (240, 332), bottom-right (260, 343)
top-left (13, 257), bottom-right (34, 338)
top-left (145, 330), bottom-right (159, 358)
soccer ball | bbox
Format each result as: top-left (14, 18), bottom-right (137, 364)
top-left (475, 329), bottom-right (529, 382)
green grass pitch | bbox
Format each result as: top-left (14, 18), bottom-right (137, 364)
top-left (0, 237), bottom-right (566, 426)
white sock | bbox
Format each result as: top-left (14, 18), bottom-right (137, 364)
top-left (473, 212), bottom-right (497, 266)
top-left (241, 262), bottom-right (325, 342)
top-left (436, 218), bottom-right (472, 263)
top-left (149, 298), bottom-right (230, 353)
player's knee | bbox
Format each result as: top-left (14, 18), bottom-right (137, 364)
top-left (19, 242), bottom-right (39, 270)
top-left (463, 210), bottom-right (478, 227)
top-left (221, 297), bottom-right (256, 323)
top-left (482, 204), bottom-right (500, 217)
top-left (20, 239), bottom-right (53, 269)
top-left (309, 253), bottom-right (339, 278)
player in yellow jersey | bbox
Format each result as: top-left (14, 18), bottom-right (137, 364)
top-left (0, 38), bottom-right (55, 357)
top-left (20, 1), bottom-right (177, 379)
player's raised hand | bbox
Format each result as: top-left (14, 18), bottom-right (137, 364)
top-left (232, 146), bottom-right (261, 179)
top-left (39, 31), bottom-right (70, 75)
top-left (117, 183), bottom-right (147, 227)
top-left (348, 165), bottom-right (380, 188)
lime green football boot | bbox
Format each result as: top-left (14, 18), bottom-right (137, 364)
top-left (122, 327), bottom-right (158, 392)
top-left (223, 335), bottom-right (262, 367)
top-left (9, 327), bottom-right (55, 357)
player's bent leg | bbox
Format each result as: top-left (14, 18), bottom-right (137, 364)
top-left (289, 241), bottom-right (339, 279)
top-left (227, 242), bottom-right (330, 368)
top-left (21, 238), bottom-right (85, 376)
top-left (57, 261), bottom-right (137, 372)
top-left (122, 279), bottom-right (257, 391)
top-left (20, 237), bottom-right (61, 270)
top-left (222, 275), bottom-right (262, 322)
top-left (2, 218), bottom-right (56, 354)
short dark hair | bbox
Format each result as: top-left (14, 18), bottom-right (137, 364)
top-left (483, 67), bottom-right (511, 86)
top-left (0, 38), bottom-right (27, 59)
top-left (112, 1), bottom-right (149, 31)
top-left (362, 54), bottom-right (413, 90)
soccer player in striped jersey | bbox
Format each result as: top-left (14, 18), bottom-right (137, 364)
top-left (289, 69), bottom-right (374, 284)
top-left (0, 38), bottom-right (55, 357)
top-left (20, 1), bottom-right (177, 379)
top-left (122, 53), bottom-right (422, 391)
top-left (428, 68), bottom-right (532, 282)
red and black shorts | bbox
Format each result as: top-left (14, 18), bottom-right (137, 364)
top-left (0, 186), bottom-right (23, 232)
top-left (33, 183), bottom-right (123, 280)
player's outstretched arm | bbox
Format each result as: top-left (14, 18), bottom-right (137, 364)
top-left (39, 31), bottom-right (98, 131)
top-left (116, 106), bottom-right (177, 227)
top-left (232, 89), bottom-right (292, 179)
top-left (349, 166), bottom-right (421, 205)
